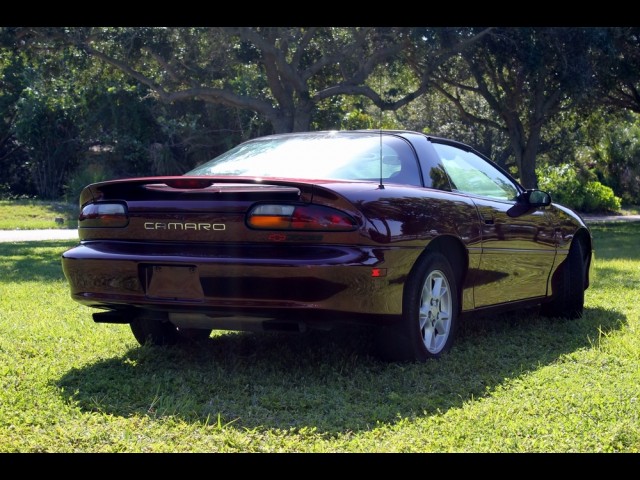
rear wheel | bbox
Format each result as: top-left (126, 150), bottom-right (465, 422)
top-left (130, 314), bottom-right (211, 346)
top-left (377, 252), bottom-right (459, 362)
top-left (541, 239), bottom-right (586, 319)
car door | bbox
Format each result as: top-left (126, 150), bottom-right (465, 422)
top-left (432, 142), bottom-right (557, 307)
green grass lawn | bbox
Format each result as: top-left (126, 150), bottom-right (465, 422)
top-left (0, 199), bottom-right (78, 230)
top-left (0, 222), bottom-right (639, 452)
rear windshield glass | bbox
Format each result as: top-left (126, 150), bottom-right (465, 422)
top-left (187, 132), bottom-right (421, 185)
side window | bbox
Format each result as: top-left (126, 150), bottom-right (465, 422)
top-left (383, 138), bottom-right (421, 186)
top-left (433, 143), bottom-right (519, 201)
top-left (331, 137), bottom-right (422, 186)
top-left (350, 137), bottom-right (421, 186)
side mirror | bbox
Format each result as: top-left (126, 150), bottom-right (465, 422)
top-left (507, 189), bottom-right (552, 217)
top-left (526, 189), bottom-right (552, 206)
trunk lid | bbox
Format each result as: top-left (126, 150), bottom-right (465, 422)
top-left (78, 176), bottom-right (309, 242)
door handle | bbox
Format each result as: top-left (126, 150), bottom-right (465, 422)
top-left (481, 213), bottom-right (494, 225)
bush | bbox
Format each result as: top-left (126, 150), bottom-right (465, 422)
top-left (63, 162), bottom-right (115, 204)
top-left (537, 164), bottom-right (621, 213)
top-left (537, 164), bottom-right (584, 209)
top-left (582, 181), bottom-right (622, 213)
top-left (14, 93), bottom-right (81, 200)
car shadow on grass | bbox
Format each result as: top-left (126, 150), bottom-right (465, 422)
top-left (56, 305), bottom-right (625, 434)
top-left (0, 240), bottom-right (76, 283)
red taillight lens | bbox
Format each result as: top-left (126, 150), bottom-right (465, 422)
top-left (247, 204), bottom-right (357, 231)
top-left (79, 202), bottom-right (129, 228)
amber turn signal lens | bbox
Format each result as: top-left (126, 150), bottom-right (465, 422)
top-left (247, 204), bottom-right (356, 231)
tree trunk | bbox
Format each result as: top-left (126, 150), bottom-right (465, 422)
top-left (519, 146), bottom-right (539, 190)
top-left (292, 102), bottom-right (313, 132)
top-left (503, 113), bottom-right (541, 189)
top-left (268, 101), bottom-right (314, 133)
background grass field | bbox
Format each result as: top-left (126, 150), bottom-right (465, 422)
top-left (0, 199), bottom-right (78, 230)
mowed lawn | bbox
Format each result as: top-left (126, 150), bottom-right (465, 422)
top-left (0, 222), bottom-right (638, 452)
top-left (0, 199), bottom-right (78, 230)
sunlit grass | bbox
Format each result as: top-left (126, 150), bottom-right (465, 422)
top-left (0, 199), bottom-right (78, 230)
top-left (0, 224), bottom-right (639, 452)
top-left (621, 204), bottom-right (640, 215)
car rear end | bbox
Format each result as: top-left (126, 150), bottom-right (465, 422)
top-left (61, 176), bottom-right (407, 334)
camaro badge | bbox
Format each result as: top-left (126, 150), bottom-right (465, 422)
top-left (144, 222), bottom-right (226, 231)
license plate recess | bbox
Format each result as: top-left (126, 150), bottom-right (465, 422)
top-left (145, 265), bottom-right (204, 300)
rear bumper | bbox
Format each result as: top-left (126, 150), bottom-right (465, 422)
top-left (61, 241), bottom-right (417, 327)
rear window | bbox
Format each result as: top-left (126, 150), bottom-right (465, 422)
top-left (188, 133), bottom-right (421, 185)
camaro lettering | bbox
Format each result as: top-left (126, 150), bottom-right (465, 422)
top-left (144, 222), bottom-right (226, 231)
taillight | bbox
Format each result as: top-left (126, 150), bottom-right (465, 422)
top-left (78, 202), bottom-right (129, 228)
top-left (247, 204), bottom-right (357, 231)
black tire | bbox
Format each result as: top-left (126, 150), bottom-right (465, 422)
top-left (130, 315), bottom-right (180, 346)
top-left (377, 251), bottom-right (459, 362)
top-left (130, 314), bottom-right (212, 346)
top-left (541, 239), bottom-right (586, 319)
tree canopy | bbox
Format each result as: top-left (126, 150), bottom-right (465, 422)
top-left (1, 26), bottom-right (639, 204)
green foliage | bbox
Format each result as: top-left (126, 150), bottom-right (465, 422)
top-left (592, 27), bottom-right (640, 114)
top-left (0, 32), bottom-right (252, 198)
top-left (537, 164), bottom-right (622, 213)
top-left (406, 89), bottom-right (514, 170)
top-left (2, 27), bottom-right (640, 206)
top-left (0, 49), bottom-right (34, 197)
top-left (14, 91), bottom-right (81, 199)
top-left (63, 161), bottom-right (115, 204)
top-left (537, 164), bottom-right (585, 208)
top-left (0, 183), bottom-right (33, 200)
top-left (592, 117), bottom-right (640, 205)
top-left (5, 43), bottom-right (93, 200)
top-left (341, 109), bottom-right (376, 130)
top-left (582, 181), bottom-right (622, 213)
top-left (80, 82), bottom-right (251, 177)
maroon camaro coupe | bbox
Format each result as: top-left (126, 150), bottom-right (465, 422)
top-left (61, 130), bottom-right (593, 362)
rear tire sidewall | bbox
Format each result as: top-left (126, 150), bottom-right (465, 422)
top-left (541, 239), bottom-right (585, 319)
top-left (404, 252), bottom-right (459, 361)
top-left (377, 251), bottom-right (459, 362)
top-left (130, 315), bottom-right (179, 346)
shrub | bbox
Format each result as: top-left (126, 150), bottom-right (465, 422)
top-left (537, 164), bottom-right (585, 209)
top-left (537, 164), bottom-right (621, 213)
top-left (63, 162), bottom-right (115, 204)
top-left (582, 181), bottom-right (622, 213)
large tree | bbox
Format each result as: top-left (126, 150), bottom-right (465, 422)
top-left (592, 27), bottom-right (640, 114)
top-left (418, 27), bottom-right (604, 188)
top-left (13, 27), bottom-right (489, 135)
